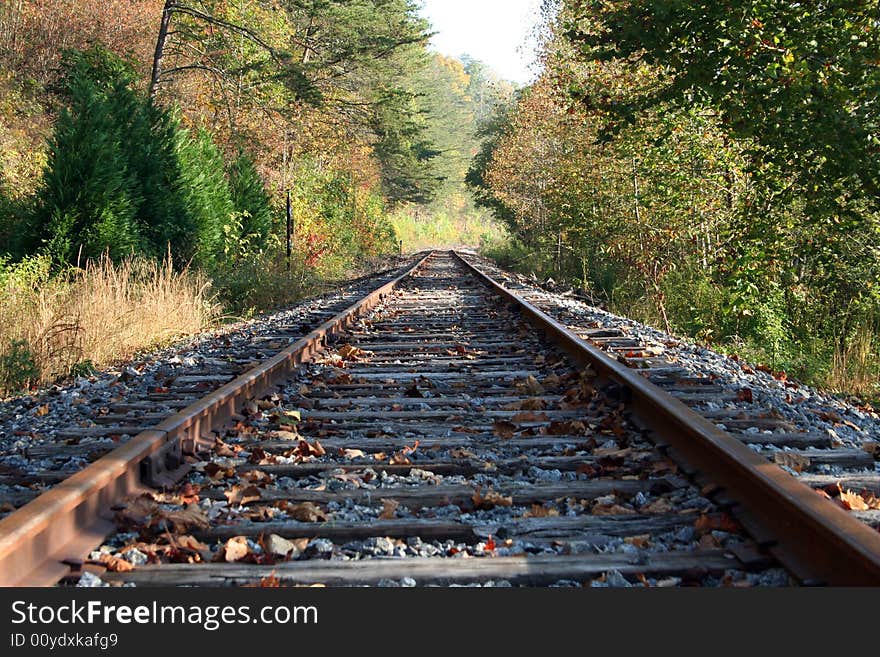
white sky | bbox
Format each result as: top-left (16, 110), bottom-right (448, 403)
top-left (418, 0), bottom-right (543, 85)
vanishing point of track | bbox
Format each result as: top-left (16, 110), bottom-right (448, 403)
top-left (1, 252), bottom-right (879, 586)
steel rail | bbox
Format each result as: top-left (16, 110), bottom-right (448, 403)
top-left (0, 252), bottom-right (435, 587)
top-left (452, 250), bottom-right (880, 586)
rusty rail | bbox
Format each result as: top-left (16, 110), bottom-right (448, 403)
top-left (0, 252), bottom-right (434, 586)
top-left (452, 250), bottom-right (880, 586)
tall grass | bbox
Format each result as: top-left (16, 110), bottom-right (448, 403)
top-left (0, 254), bottom-right (219, 393)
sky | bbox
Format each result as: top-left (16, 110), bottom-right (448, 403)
top-left (418, 0), bottom-right (544, 85)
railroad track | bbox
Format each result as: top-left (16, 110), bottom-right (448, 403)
top-left (456, 253), bottom-right (880, 532)
top-left (0, 258), bottom-right (421, 514)
top-left (1, 252), bottom-right (879, 586)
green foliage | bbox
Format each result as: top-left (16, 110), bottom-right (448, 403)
top-left (228, 151), bottom-right (273, 245)
top-left (176, 128), bottom-right (235, 267)
top-left (19, 47), bottom-right (245, 269)
top-left (0, 339), bottom-right (39, 393)
top-left (471, 1), bottom-right (880, 399)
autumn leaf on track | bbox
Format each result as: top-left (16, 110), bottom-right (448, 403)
top-left (99, 554), bottom-right (135, 573)
top-left (174, 535), bottom-right (209, 552)
top-left (225, 484), bottom-right (262, 507)
top-left (737, 388), bottom-right (753, 403)
top-left (379, 498), bottom-right (400, 520)
top-left (835, 484), bottom-right (879, 511)
top-left (493, 420), bottom-right (517, 439)
top-left (774, 451), bottom-right (810, 472)
top-left (242, 470), bottom-right (273, 485)
top-left (592, 503), bottom-right (636, 516)
top-left (472, 486), bottom-right (512, 510)
top-left (337, 344), bottom-right (364, 360)
top-left (694, 513), bottom-right (741, 535)
top-left (641, 497), bottom-right (674, 514)
top-left (161, 505), bottom-right (210, 532)
top-left (287, 502), bottom-right (327, 523)
top-left (624, 535), bottom-right (651, 548)
top-left (523, 504), bottom-right (560, 518)
top-left (223, 536), bottom-right (250, 562)
top-left (213, 437), bottom-right (237, 457)
top-left (204, 462), bottom-right (235, 480)
top-left (341, 448), bottom-right (366, 459)
top-left (521, 375), bottom-right (545, 395)
top-left (511, 411), bottom-right (549, 423)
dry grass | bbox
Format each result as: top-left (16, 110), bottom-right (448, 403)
top-left (0, 254), bottom-right (219, 393)
top-left (827, 325), bottom-right (880, 401)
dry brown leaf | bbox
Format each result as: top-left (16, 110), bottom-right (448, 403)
top-left (342, 449), bottom-right (366, 459)
top-left (223, 536), bottom-right (250, 562)
top-left (641, 497), bottom-right (674, 514)
top-left (225, 485), bottom-right (263, 507)
top-left (379, 498), bottom-right (400, 520)
top-left (774, 451), bottom-right (811, 472)
top-left (288, 502), bottom-right (327, 523)
top-left (175, 535), bottom-right (209, 552)
top-left (242, 470), bottom-right (273, 485)
top-left (839, 489), bottom-right (870, 511)
top-left (521, 397), bottom-right (547, 411)
top-left (523, 504), bottom-right (560, 518)
top-left (36, 404), bottom-right (49, 417)
top-left (624, 534), bottom-right (651, 548)
top-left (523, 375), bottom-right (545, 395)
top-left (542, 373), bottom-right (560, 389)
top-left (694, 513), bottom-right (741, 535)
top-left (204, 462), bottom-right (235, 480)
top-left (449, 448), bottom-right (477, 459)
top-left (213, 437), bottom-right (237, 457)
top-left (99, 554), bottom-right (135, 572)
top-left (592, 503), bottom-right (637, 516)
top-left (472, 487), bottom-right (512, 510)
top-left (159, 504), bottom-right (210, 533)
top-left (493, 420), bottom-right (517, 440)
top-left (511, 411), bottom-right (549, 423)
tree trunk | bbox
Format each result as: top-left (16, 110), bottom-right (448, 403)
top-left (149, 0), bottom-right (175, 101)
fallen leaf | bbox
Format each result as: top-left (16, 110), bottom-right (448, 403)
top-left (288, 502), bottom-right (327, 523)
top-left (337, 344), bottom-right (364, 360)
top-left (99, 554), bottom-right (135, 572)
top-left (624, 535), bottom-right (651, 548)
top-left (213, 438), bottom-right (237, 457)
top-left (223, 536), bottom-right (250, 562)
top-left (158, 504), bottom-right (210, 533)
top-left (242, 470), bottom-right (273, 485)
top-left (204, 462), bottom-right (234, 480)
top-left (592, 503), bottom-right (637, 516)
top-left (472, 487), bottom-right (512, 510)
top-left (774, 452), bottom-right (811, 472)
top-left (523, 375), bottom-right (545, 395)
top-left (341, 449), bottom-right (366, 459)
top-left (174, 535), bottom-right (209, 552)
top-left (493, 420), bottom-right (517, 439)
top-left (379, 498), bottom-right (400, 520)
top-left (641, 498), bottom-right (674, 514)
top-left (694, 513), bottom-right (741, 535)
top-left (225, 485), bottom-right (263, 506)
top-left (737, 388), bottom-right (753, 403)
top-left (511, 411), bottom-right (549, 423)
top-left (839, 488), bottom-right (870, 511)
top-left (523, 504), bottom-right (560, 518)
top-left (36, 404), bottom-right (49, 416)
